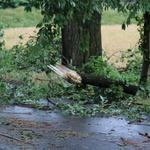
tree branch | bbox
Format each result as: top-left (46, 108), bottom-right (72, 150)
top-left (81, 74), bottom-right (139, 95)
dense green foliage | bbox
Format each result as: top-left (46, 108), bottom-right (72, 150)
top-left (0, 24), bottom-right (149, 119)
top-left (0, 0), bottom-right (28, 8)
top-left (25, 0), bottom-right (125, 50)
top-left (0, 1), bottom-right (150, 120)
top-left (84, 49), bottom-right (142, 85)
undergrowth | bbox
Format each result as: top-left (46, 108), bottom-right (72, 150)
top-left (0, 17), bottom-right (150, 121)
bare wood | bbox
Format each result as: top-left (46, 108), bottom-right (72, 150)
top-left (47, 64), bottom-right (82, 84)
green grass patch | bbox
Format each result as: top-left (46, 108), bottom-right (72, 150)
top-left (0, 6), bottom-right (43, 28)
top-left (102, 9), bottom-right (138, 25)
top-left (0, 7), bottom-right (139, 28)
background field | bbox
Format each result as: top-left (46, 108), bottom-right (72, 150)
top-left (4, 25), bottom-right (139, 50)
top-left (3, 25), bottom-right (139, 67)
top-left (1, 7), bottom-right (139, 49)
top-left (0, 7), bottom-right (138, 28)
top-left (1, 7), bottom-right (139, 67)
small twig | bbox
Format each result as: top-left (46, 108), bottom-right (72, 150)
top-left (0, 75), bottom-right (24, 86)
top-left (138, 123), bottom-right (150, 127)
top-left (47, 98), bottom-right (56, 106)
top-left (35, 78), bottom-right (50, 82)
top-left (2, 112), bottom-right (32, 115)
top-left (0, 133), bottom-right (23, 142)
top-left (106, 51), bottom-right (124, 61)
top-left (29, 35), bottom-right (38, 39)
top-left (139, 132), bottom-right (150, 138)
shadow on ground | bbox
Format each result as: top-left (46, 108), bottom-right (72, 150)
top-left (0, 100), bottom-right (150, 150)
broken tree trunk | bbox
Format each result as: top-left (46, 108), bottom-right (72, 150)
top-left (81, 74), bottom-right (139, 95)
top-left (48, 64), bottom-right (139, 95)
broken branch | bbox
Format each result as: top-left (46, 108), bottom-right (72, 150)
top-left (0, 133), bottom-right (23, 142)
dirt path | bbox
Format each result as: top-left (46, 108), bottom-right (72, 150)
top-left (0, 104), bottom-right (150, 150)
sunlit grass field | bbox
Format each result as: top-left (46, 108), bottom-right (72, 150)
top-left (0, 7), bottom-right (43, 28)
top-left (3, 25), bottom-right (139, 65)
top-left (0, 7), bottom-right (138, 27)
top-left (1, 7), bottom-right (140, 69)
top-left (1, 7), bottom-right (139, 52)
top-left (0, 7), bottom-right (140, 71)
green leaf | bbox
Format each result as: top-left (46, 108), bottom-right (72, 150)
top-left (126, 17), bottom-right (131, 25)
top-left (122, 23), bottom-right (126, 30)
top-left (36, 22), bottom-right (43, 28)
top-left (70, 1), bottom-right (76, 7)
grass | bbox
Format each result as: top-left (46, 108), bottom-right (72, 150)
top-left (102, 24), bottom-right (139, 67)
top-left (1, 7), bottom-right (140, 55)
top-left (1, 7), bottom-right (140, 67)
top-left (3, 25), bottom-right (139, 67)
top-left (102, 9), bottom-right (139, 25)
top-left (1, 7), bottom-right (140, 56)
top-left (3, 27), bottom-right (38, 49)
top-left (0, 7), bottom-right (139, 28)
top-left (0, 6), bottom-right (43, 28)
top-left (0, 7), bottom-right (140, 69)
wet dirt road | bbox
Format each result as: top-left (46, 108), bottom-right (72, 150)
top-left (0, 104), bottom-right (150, 150)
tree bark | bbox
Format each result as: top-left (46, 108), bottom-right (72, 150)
top-left (81, 74), bottom-right (139, 95)
top-left (61, 19), bottom-right (89, 68)
top-left (89, 12), bottom-right (102, 57)
top-left (61, 13), bottom-right (102, 68)
top-left (62, 19), bottom-right (82, 67)
top-left (140, 12), bottom-right (150, 83)
top-left (48, 64), bottom-right (139, 95)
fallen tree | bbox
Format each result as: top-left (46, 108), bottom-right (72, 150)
top-left (81, 74), bottom-right (139, 95)
top-left (48, 64), bottom-right (139, 95)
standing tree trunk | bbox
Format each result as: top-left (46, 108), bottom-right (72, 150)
top-left (61, 19), bottom-right (87, 68)
top-left (89, 12), bottom-right (102, 57)
top-left (140, 12), bottom-right (150, 83)
top-left (61, 13), bottom-right (102, 68)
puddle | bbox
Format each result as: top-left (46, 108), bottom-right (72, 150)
top-left (0, 105), bottom-right (150, 150)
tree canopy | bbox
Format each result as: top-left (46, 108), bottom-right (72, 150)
top-left (0, 0), bottom-right (28, 8)
top-left (26, 0), bottom-right (150, 82)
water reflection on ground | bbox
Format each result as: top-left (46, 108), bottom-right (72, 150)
top-left (0, 105), bottom-right (150, 150)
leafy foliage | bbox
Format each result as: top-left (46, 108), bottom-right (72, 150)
top-left (0, 1), bottom-right (150, 121)
top-left (0, 22), bottom-right (61, 106)
top-left (83, 49), bottom-right (142, 85)
top-left (1, 39), bottom-right (149, 119)
top-left (0, 22), bottom-right (4, 48)
top-left (0, 0), bottom-right (28, 9)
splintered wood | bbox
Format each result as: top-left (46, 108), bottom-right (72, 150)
top-left (47, 64), bottom-right (82, 84)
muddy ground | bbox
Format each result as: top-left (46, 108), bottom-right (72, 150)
top-left (0, 101), bottom-right (150, 150)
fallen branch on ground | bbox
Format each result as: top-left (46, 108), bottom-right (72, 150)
top-left (48, 64), bottom-right (139, 95)
top-left (0, 133), bottom-right (23, 142)
top-left (47, 64), bottom-right (82, 84)
top-left (81, 74), bottom-right (138, 95)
